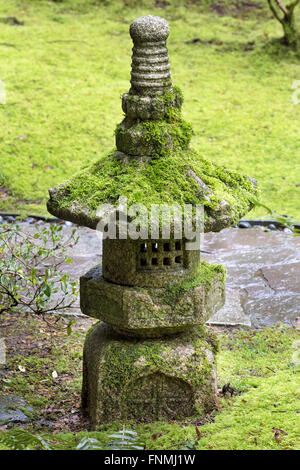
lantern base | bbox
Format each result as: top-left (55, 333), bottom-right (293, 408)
top-left (81, 322), bottom-right (218, 426)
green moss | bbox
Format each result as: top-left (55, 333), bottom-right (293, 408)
top-left (0, 0), bottom-right (299, 218)
top-left (163, 260), bottom-right (226, 305)
top-left (141, 118), bottom-right (193, 154)
top-left (101, 324), bottom-right (214, 395)
top-left (52, 145), bottom-right (257, 230)
top-left (52, 80), bottom-right (256, 225)
top-left (116, 85), bottom-right (193, 156)
top-left (1, 320), bottom-right (299, 450)
top-left (184, 260), bottom-right (226, 289)
top-left (91, 325), bottom-right (300, 449)
top-left (163, 86), bottom-right (184, 108)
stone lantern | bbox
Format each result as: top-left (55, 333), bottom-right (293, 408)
top-left (47, 15), bottom-right (257, 426)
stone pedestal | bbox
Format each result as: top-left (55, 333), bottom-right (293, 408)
top-left (82, 322), bottom-right (218, 426)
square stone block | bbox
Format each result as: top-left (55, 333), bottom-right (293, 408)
top-left (80, 265), bottom-right (225, 337)
top-left (82, 322), bottom-right (218, 425)
top-left (102, 237), bottom-right (200, 288)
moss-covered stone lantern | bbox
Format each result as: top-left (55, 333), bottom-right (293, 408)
top-left (47, 15), bottom-right (257, 426)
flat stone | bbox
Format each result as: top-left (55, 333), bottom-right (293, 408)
top-left (202, 228), bottom-right (300, 327)
top-left (82, 322), bottom-right (217, 425)
top-left (0, 395), bottom-right (33, 425)
top-left (207, 288), bottom-right (251, 327)
top-left (257, 262), bottom-right (300, 294)
top-left (241, 290), bottom-right (300, 328)
top-left (80, 264), bottom-right (225, 337)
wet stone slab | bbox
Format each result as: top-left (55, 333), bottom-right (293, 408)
top-left (206, 288), bottom-right (251, 327)
top-left (18, 224), bottom-right (300, 328)
top-left (202, 228), bottom-right (300, 328)
top-left (0, 395), bottom-right (33, 425)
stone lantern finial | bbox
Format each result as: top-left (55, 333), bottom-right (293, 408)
top-left (129, 15), bottom-right (171, 94)
top-left (117, 16), bottom-right (184, 156)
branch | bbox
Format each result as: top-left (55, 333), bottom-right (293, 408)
top-left (0, 287), bottom-right (18, 314)
top-left (268, 0), bottom-right (284, 23)
top-left (286, 0), bottom-right (300, 11)
top-left (275, 0), bottom-right (289, 14)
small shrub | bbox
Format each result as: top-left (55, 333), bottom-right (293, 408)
top-left (0, 223), bottom-right (79, 333)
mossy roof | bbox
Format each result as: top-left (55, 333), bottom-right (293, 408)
top-left (47, 147), bottom-right (258, 232)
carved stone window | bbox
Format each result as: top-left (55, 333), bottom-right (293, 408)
top-left (137, 239), bottom-right (184, 271)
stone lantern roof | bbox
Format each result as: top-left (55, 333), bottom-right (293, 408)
top-left (47, 15), bottom-right (257, 232)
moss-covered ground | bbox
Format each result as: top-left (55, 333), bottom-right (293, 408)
top-left (0, 0), bottom-right (299, 219)
top-left (0, 313), bottom-right (299, 450)
top-left (0, 0), bottom-right (299, 451)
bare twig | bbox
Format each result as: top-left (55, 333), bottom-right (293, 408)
top-left (0, 223), bottom-right (79, 331)
top-left (287, 0), bottom-right (300, 11)
top-left (275, 0), bottom-right (289, 14)
top-left (268, 0), bottom-right (284, 22)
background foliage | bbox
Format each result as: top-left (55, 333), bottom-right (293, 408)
top-left (0, 0), bottom-right (299, 219)
top-left (0, 223), bottom-right (78, 328)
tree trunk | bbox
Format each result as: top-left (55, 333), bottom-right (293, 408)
top-left (282, 10), bottom-right (299, 46)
